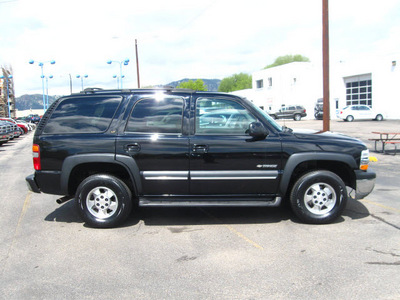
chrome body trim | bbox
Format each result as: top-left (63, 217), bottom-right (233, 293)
top-left (191, 170), bottom-right (278, 180)
top-left (142, 170), bottom-right (278, 181)
top-left (142, 171), bottom-right (189, 180)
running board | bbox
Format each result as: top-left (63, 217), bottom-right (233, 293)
top-left (139, 197), bottom-right (282, 207)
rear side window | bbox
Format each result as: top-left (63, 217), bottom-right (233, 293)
top-left (43, 96), bottom-right (122, 134)
top-left (125, 97), bottom-right (183, 134)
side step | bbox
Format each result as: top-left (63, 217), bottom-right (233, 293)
top-left (139, 197), bottom-right (282, 207)
top-left (56, 195), bottom-right (73, 204)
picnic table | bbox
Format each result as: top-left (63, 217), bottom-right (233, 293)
top-left (370, 132), bottom-right (400, 155)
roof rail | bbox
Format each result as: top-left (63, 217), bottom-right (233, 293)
top-left (76, 87), bottom-right (197, 94)
top-left (81, 88), bottom-right (104, 93)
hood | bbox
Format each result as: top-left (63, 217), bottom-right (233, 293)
top-left (292, 128), bottom-right (364, 144)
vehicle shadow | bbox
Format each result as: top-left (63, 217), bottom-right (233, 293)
top-left (44, 200), bottom-right (83, 224)
top-left (44, 198), bottom-right (370, 227)
top-left (130, 206), bottom-right (291, 227)
top-left (343, 198), bottom-right (371, 220)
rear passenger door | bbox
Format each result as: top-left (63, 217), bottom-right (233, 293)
top-left (116, 95), bottom-right (190, 196)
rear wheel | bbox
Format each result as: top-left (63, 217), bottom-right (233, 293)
top-left (294, 114), bottom-right (302, 121)
top-left (75, 174), bottom-right (132, 228)
top-left (290, 170), bottom-right (347, 224)
top-left (375, 114), bottom-right (383, 121)
top-left (346, 115), bottom-right (354, 122)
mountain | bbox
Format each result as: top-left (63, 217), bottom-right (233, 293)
top-left (15, 94), bottom-right (59, 110)
top-left (166, 78), bottom-right (221, 91)
top-left (15, 79), bottom-right (221, 109)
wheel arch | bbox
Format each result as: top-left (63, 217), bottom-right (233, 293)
top-left (279, 153), bottom-right (357, 199)
top-left (60, 154), bottom-right (141, 197)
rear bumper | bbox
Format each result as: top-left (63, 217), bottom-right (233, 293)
top-left (354, 170), bottom-right (376, 200)
top-left (26, 174), bottom-right (41, 193)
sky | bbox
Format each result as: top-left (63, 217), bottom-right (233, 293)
top-left (1, 0), bottom-right (400, 96)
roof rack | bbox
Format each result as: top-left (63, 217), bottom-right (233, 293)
top-left (75, 87), bottom-right (197, 95)
top-left (81, 88), bottom-right (104, 93)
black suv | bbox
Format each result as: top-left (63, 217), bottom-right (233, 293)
top-left (26, 88), bottom-right (375, 228)
top-left (269, 105), bottom-right (307, 121)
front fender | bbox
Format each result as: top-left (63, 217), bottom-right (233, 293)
top-left (279, 152), bottom-right (358, 196)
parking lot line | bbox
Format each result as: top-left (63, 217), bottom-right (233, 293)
top-left (16, 192), bottom-right (32, 235)
top-left (360, 199), bottom-right (400, 213)
top-left (200, 208), bottom-right (264, 250)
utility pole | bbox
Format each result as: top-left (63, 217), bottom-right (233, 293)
top-left (135, 39), bottom-right (141, 88)
top-left (322, 0), bottom-right (330, 132)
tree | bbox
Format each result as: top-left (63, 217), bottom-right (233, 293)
top-left (264, 55), bottom-right (310, 69)
top-left (218, 73), bottom-right (252, 93)
top-left (176, 79), bottom-right (207, 91)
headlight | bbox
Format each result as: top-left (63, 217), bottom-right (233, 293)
top-left (360, 149), bottom-right (369, 171)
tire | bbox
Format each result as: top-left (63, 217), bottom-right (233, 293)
top-left (290, 170), bottom-right (347, 224)
top-left (375, 114), bottom-right (383, 121)
top-left (75, 174), bottom-right (132, 228)
top-left (270, 114), bottom-right (277, 120)
top-left (294, 114), bottom-right (301, 121)
top-left (346, 115), bottom-right (354, 122)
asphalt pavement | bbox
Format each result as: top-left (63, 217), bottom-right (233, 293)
top-left (0, 120), bottom-right (399, 300)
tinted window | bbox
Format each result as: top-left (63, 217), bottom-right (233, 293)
top-left (43, 96), bottom-right (122, 134)
top-left (126, 97), bottom-right (183, 133)
top-left (196, 98), bottom-right (256, 135)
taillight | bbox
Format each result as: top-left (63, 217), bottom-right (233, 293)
top-left (32, 144), bottom-right (41, 170)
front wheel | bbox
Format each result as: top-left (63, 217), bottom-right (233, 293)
top-left (375, 114), bottom-right (383, 121)
top-left (290, 170), bottom-right (347, 224)
top-left (75, 174), bottom-right (132, 228)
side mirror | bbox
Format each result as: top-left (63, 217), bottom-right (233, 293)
top-left (248, 122), bottom-right (269, 139)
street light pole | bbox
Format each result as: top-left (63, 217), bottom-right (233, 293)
top-left (135, 39), bottom-right (140, 88)
top-left (29, 60), bottom-right (56, 113)
top-left (107, 59), bottom-right (129, 89)
top-left (45, 75), bottom-right (53, 110)
top-left (76, 74), bottom-right (88, 91)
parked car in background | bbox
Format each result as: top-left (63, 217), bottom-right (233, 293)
top-left (25, 114), bottom-right (41, 124)
top-left (0, 118), bottom-right (28, 134)
top-left (269, 105), bottom-right (307, 121)
top-left (314, 98), bottom-right (323, 120)
top-left (0, 121), bottom-right (14, 141)
top-left (337, 105), bottom-right (384, 122)
top-left (0, 123), bottom-right (10, 145)
top-left (0, 120), bottom-right (19, 139)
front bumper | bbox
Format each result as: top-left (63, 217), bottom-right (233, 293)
top-left (26, 174), bottom-right (41, 193)
top-left (354, 170), bottom-right (376, 200)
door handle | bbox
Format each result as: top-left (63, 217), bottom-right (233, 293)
top-left (192, 144), bottom-right (208, 154)
top-left (124, 143), bottom-right (141, 153)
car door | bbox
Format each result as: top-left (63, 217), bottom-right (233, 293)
top-left (189, 96), bottom-right (282, 196)
top-left (358, 105), bottom-right (373, 119)
top-left (115, 94), bottom-right (190, 196)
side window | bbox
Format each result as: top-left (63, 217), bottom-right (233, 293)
top-left (196, 98), bottom-right (257, 135)
top-left (126, 97), bottom-right (183, 134)
top-left (43, 96), bottom-right (122, 134)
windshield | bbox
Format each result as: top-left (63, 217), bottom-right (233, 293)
top-left (247, 101), bottom-right (283, 132)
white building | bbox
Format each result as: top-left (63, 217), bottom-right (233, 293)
top-left (235, 57), bottom-right (400, 119)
